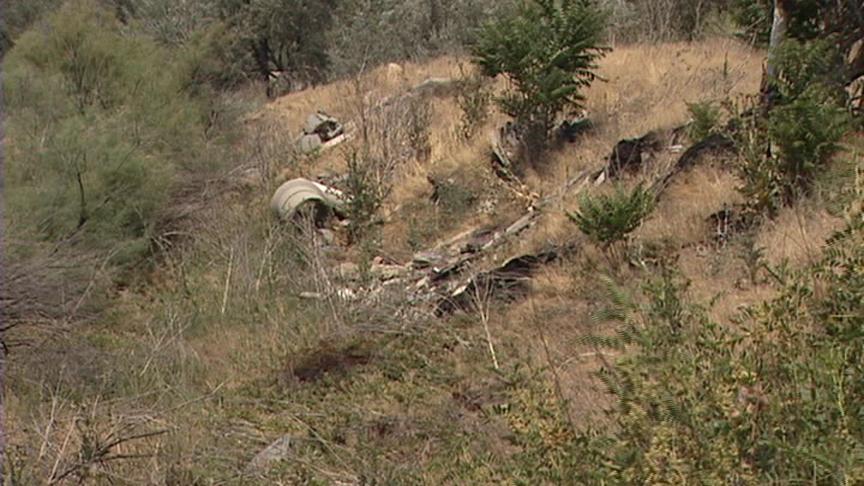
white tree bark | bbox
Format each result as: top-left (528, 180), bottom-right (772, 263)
top-left (766, 0), bottom-right (792, 81)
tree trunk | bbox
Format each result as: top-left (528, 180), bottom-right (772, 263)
top-left (76, 169), bottom-right (88, 229)
top-left (765, 0), bottom-right (792, 82)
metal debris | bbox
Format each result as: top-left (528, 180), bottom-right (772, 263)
top-left (270, 178), bottom-right (347, 221)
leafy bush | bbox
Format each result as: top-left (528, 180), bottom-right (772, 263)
top-left (472, 0), bottom-right (607, 157)
top-left (772, 38), bottom-right (848, 102)
top-left (732, 38), bottom-right (852, 214)
top-left (767, 87), bottom-right (851, 196)
top-left (500, 206), bottom-right (864, 481)
top-left (731, 0), bottom-right (822, 46)
top-left (686, 101), bottom-right (722, 142)
top-left (579, 209), bottom-right (864, 482)
top-left (4, 0), bottom-right (225, 262)
top-left (456, 70), bottom-right (493, 140)
top-left (115, 0), bottom-right (218, 45)
top-left (0, 0), bottom-right (63, 56)
top-left (568, 184), bottom-right (655, 250)
top-left (216, 0), bottom-right (336, 94)
top-left (345, 151), bottom-right (390, 244)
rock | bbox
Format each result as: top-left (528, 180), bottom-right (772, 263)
top-left (246, 435), bottom-right (294, 474)
top-left (298, 133), bottom-right (323, 154)
top-left (605, 130), bottom-right (665, 179)
top-left (410, 77), bottom-right (456, 97)
top-left (385, 63), bottom-right (405, 83)
top-left (848, 38), bottom-right (864, 79)
top-left (338, 262), bottom-right (359, 277)
top-left (849, 75), bottom-right (864, 111)
top-left (412, 251), bottom-right (444, 269)
top-left (317, 228), bottom-right (336, 246)
top-left (555, 117), bottom-right (592, 143)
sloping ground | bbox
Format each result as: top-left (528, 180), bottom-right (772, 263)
top-left (6, 38), bottom-right (857, 484)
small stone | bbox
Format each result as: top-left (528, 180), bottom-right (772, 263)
top-left (246, 435), bottom-right (294, 474)
top-left (412, 251), bottom-right (443, 269)
top-left (338, 262), bottom-right (359, 277)
top-left (298, 134), bottom-right (323, 154)
top-left (317, 228), bottom-right (336, 246)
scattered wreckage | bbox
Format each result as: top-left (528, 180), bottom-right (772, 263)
top-left (270, 177), bottom-right (347, 222)
top-left (270, 88), bottom-right (742, 321)
top-left (297, 111), bottom-right (349, 154)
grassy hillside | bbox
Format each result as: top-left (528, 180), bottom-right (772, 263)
top-left (4, 3), bottom-right (864, 483)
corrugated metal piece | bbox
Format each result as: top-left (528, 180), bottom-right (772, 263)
top-left (270, 178), bottom-right (347, 221)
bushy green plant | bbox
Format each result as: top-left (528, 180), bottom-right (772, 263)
top-left (732, 38), bottom-right (853, 214)
top-left (456, 71), bottom-right (493, 140)
top-left (0, 0), bottom-right (64, 56)
top-left (4, 0), bottom-right (224, 262)
top-left (568, 184), bottom-right (655, 250)
top-left (216, 0), bottom-right (336, 93)
top-left (773, 38), bottom-right (847, 102)
top-left (686, 101), bottom-right (721, 142)
top-left (576, 209), bottom-right (864, 482)
top-left (731, 0), bottom-right (822, 46)
top-left (472, 0), bottom-right (607, 156)
top-left (767, 87), bottom-right (851, 196)
top-left (345, 151), bottom-right (389, 244)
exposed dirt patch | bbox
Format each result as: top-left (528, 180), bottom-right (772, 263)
top-left (289, 342), bottom-right (374, 383)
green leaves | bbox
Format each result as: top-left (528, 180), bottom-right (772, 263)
top-left (568, 184), bottom-right (655, 249)
top-left (768, 87), bottom-right (851, 193)
top-left (4, 0), bottom-right (219, 265)
top-left (471, 0), bottom-right (607, 151)
top-left (570, 213), bottom-right (864, 483)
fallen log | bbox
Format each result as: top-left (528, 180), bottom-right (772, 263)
top-left (650, 132), bottom-right (736, 196)
top-left (434, 244), bottom-right (574, 316)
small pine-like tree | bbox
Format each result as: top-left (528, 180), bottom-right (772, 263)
top-left (472, 0), bottom-right (607, 158)
top-left (568, 184), bottom-right (655, 251)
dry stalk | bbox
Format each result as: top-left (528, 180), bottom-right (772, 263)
top-left (221, 247), bottom-right (234, 315)
top-left (470, 275), bottom-right (500, 370)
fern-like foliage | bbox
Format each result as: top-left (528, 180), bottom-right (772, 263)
top-left (568, 184), bottom-right (655, 249)
top-left (471, 0), bottom-right (608, 144)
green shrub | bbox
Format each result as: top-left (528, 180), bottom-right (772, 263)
top-left (4, 0), bottom-right (224, 262)
top-left (0, 0), bottom-right (63, 56)
top-left (115, 0), bottom-right (218, 46)
top-left (345, 151), bottom-right (389, 244)
top-left (472, 0), bottom-right (607, 157)
top-left (767, 87), bottom-right (851, 197)
top-left (568, 184), bottom-right (655, 250)
top-left (731, 0), bottom-right (822, 46)
top-left (216, 0), bottom-right (336, 93)
top-left (575, 210), bottom-right (864, 482)
top-left (731, 36), bottom-right (853, 215)
top-left (686, 101), bottom-right (721, 142)
top-left (456, 71), bottom-right (493, 140)
top-left (773, 39), bottom-right (847, 102)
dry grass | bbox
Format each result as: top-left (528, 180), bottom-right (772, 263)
top-left (756, 204), bottom-right (844, 269)
top-left (638, 165), bottom-right (743, 246)
top-left (249, 37), bottom-right (768, 428)
top-left (13, 36), bottom-right (858, 483)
